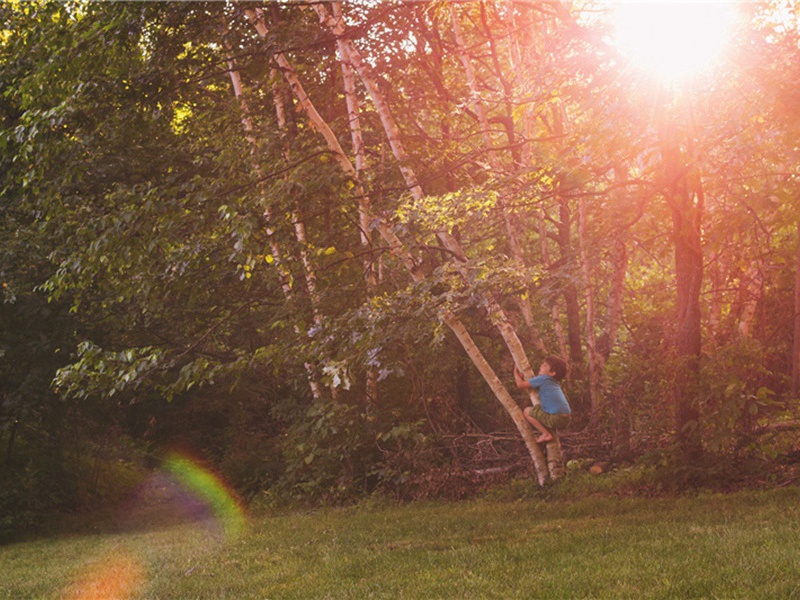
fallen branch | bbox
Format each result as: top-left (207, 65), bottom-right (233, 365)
top-left (754, 420), bottom-right (800, 434)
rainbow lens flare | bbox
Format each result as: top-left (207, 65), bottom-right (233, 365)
top-left (162, 452), bottom-right (246, 541)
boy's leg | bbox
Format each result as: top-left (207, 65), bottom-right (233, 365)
top-left (523, 406), bottom-right (553, 443)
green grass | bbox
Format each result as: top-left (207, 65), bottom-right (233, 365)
top-left (3, 485), bottom-right (800, 598)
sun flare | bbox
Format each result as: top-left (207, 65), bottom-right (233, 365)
top-left (608, 1), bottom-right (740, 82)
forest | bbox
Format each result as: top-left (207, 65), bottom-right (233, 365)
top-left (2, 0), bottom-right (800, 534)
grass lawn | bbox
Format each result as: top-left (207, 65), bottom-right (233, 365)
top-left (2, 482), bottom-right (800, 599)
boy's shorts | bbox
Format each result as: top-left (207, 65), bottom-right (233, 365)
top-left (529, 404), bottom-right (571, 431)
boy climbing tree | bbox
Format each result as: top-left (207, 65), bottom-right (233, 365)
top-left (514, 356), bottom-right (572, 443)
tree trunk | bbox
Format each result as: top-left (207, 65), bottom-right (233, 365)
top-left (332, 1), bottom-right (378, 403)
top-left (661, 117), bottom-right (703, 459)
top-left (549, 101), bottom-right (584, 370)
top-left (558, 196), bottom-right (585, 369)
top-left (442, 311), bottom-right (549, 486)
top-left (597, 234), bottom-right (633, 459)
top-left (578, 196), bottom-right (601, 417)
top-left (736, 264), bottom-right (763, 338)
top-left (707, 251), bottom-right (723, 341)
top-left (540, 208), bottom-right (569, 360)
top-left (601, 238), bottom-right (628, 363)
top-left (331, 0), bottom-right (373, 265)
top-left (244, 9), bottom-right (415, 282)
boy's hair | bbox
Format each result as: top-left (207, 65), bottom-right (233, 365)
top-left (544, 355), bottom-right (567, 381)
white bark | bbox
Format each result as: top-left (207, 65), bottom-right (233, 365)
top-left (737, 264), bottom-right (763, 338)
top-left (266, 63), bottom-right (331, 395)
top-left (332, 1), bottom-right (378, 402)
top-left (442, 311), bottom-right (549, 486)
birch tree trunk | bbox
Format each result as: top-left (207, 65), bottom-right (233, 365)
top-left (441, 311), bottom-right (549, 486)
top-left (311, 4), bottom-right (536, 373)
top-left (246, 6), bottom-right (553, 482)
top-left (224, 50), bottom-right (323, 401)
top-left (268, 60), bottom-right (339, 400)
top-left (736, 264), bottom-right (763, 339)
top-left (269, 74), bottom-right (326, 334)
top-left (332, 0), bottom-right (378, 403)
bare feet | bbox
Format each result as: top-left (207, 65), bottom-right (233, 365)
top-left (535, 432), bottom-right (553, 444)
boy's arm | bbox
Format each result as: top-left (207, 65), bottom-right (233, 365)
top-left (514, 365), bottom-right (532, 389)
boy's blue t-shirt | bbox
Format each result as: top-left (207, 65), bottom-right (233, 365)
top-left (528, 374), bottom-right (571, 415)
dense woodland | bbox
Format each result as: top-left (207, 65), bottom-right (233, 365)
top-left (2, 1), bottom-right (800, 530)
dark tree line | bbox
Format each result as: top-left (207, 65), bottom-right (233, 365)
top-left (2, 1), bottom-right (800, 529)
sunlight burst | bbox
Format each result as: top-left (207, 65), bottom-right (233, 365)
top-left (608, 1), bottom-right (740, 82)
